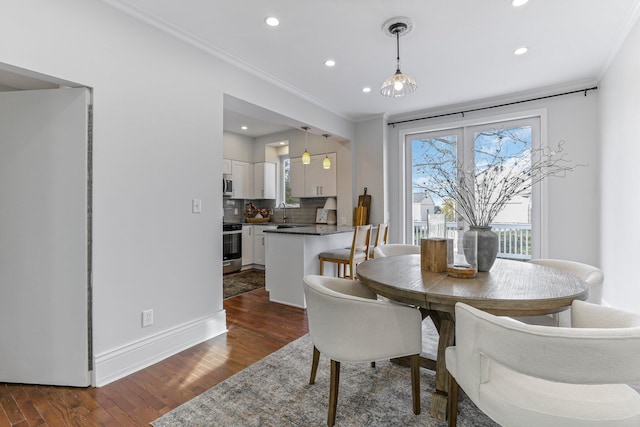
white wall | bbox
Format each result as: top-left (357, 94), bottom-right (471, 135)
top-left (599, 16), bottom-right (640, 312)
top-left (223, 132), bottom-right (255, 163)
top-left (0, 0), bottom-right (354, 385)
top-left (354, 116), bottom-right (387, 226)
top-left (386, 87), bottom-right (600, 266)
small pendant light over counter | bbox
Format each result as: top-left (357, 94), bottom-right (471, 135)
top-left (380, 17), bottom-right (417, 97)
top-left (322, 134), bottom-right (331, 169)
top-left (301, 126), bottom-right (311, 165)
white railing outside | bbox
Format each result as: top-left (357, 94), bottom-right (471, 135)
top-left (412, 221), bottom-right (532, 260)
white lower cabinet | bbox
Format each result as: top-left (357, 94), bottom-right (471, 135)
top-left (242, 225), bottom-right (253, 266)
top-left (249, 225), bottom-right (277, 266)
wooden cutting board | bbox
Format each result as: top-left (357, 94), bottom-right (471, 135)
top-left (353, 204), bottom-right (367, 226)
top-left (353, 187), bottom-right (371, 225)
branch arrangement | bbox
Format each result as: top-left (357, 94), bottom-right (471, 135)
top-left (414, 136), bottom-right (581, 227)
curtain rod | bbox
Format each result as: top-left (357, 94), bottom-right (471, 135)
top-left (387, 86), bottom-right (598, 127)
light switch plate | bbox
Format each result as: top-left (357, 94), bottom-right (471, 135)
top-left (192, 198), bottom-right (202, 213)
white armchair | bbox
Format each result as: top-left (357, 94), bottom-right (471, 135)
top-left (445, 301), bottom-right (640, 427)
top-left (517, 259), bottom-right (604, 326)
top-left (373, 243), bottom-right (420, 258)
top-left (303, 275), bottom-right (422, 426)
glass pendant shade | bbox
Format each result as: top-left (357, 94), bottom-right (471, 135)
top-left (322, 155), bottom-right (331, 169)
top-left (301, 126), bottom-right (311, 165)
top-left (381, 69), bottom-right (417, 97)
top-left (302, 150), bottom-right (311, 165)
top-left (321, 133), bottom-right (331, 169)
top-left (380, 20), bottom-right (417, 98)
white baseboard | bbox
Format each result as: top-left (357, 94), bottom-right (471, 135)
top-left (93, 310), bottom-right (227, 386)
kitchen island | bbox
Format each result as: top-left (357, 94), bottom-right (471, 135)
top-left (264, 225), bottom-right (354, 308)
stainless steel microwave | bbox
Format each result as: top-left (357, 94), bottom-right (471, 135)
top-left (223, 174), bottom-right (233, 197)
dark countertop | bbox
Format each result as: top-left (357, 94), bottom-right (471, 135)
top-left (263, 225), bottom-right (354, 236)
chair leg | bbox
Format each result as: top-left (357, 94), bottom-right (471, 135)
top-left (410, 354), bottom-right (421, 415)
top-left (448, 372), bottom-right (459, 427)
top-left (319, 258), bottom-right (324, 276)
top-left (310, 346), bottom-right (320, 385)
top-left (328, 360), bottom-right (340, 427)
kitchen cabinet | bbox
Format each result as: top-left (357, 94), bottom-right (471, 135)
top-left (242, 225), bottom-right (254, 266)
top-left (231, 160), bottom-right (252, 199)
top-left (253, 162), bottom-right (276, 199)
top-left (253, 225), bottom-right (277, 265)
top-left (222, 158), bottom-right (232, 175)
top-left (290, 153), bottom-right (337, 198)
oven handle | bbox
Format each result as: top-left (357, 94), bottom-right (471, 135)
top-left (222, 262), bottom-right (232, 267)
top-left (223, 230), bottom-right (242, 235)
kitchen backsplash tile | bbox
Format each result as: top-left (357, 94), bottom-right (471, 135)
top-left (223, 197), bottom-right (328, 224)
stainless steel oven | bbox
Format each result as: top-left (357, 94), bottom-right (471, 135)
top-left (223, 222), bottom-right (242, 274)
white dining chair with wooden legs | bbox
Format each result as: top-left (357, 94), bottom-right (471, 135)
top-left (303, 275), bottom-right (422, 427)
top-left (516, 259), bottom-right (604, 326)
top-left (446, 301), bottom-right (640, 427)
top-left (318, 224), bottom-right (371, 279)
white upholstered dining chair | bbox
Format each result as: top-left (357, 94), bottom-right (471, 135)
top-left (303, 275), bottom-right (422, 427)
top-left (517, 259), bottom-right (604, 326)
top-left (445, 301), bottom-right (640, 427)
top-left (373, 243), bottom-right (420, 258)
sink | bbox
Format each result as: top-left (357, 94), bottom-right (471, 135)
top-left (276, 224), bottom-right (304, 229)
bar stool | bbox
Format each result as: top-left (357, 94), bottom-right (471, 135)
top-left (318, 225), bottom-right (371, 279)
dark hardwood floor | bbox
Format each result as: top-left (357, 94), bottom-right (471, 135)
top-left (0, 288), bottom-right (308, 426)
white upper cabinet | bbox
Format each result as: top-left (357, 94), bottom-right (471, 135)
top-left (253, 162), bottom-right (276, 199)
top-left (222, 158), bottom-right (232, 175)
top-left (230, 160), bottom-right (253, 199)
top-left (291, 153), bottom-right (337, 198)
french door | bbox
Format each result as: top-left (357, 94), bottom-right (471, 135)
top-left (405, 116), bottom-right (541, 260)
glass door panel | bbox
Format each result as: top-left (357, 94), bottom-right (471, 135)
top-left (407, 129), bottom-right (463, 245)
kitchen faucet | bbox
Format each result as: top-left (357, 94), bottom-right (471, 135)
top-left (280, 202), bottom-right (287, 223)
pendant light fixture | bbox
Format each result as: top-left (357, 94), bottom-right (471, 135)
top-left (301, 126), bottom-right (311, 165)
top-left (380, 17), bottom-right (417, 97)
top-left (322, 134), bottom-right (331, 169)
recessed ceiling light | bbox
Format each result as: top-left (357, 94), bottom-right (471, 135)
top-left (279, 142), bottom-right (286, 145)
top-left (265, 16), bottom-right (279, 27)
top-left (512, 0), bottom-right (529, 6)
top-left (362, 87), bottom-right (371, 93)
top-left (241, 126), bottom-right (248, 130)
top-left (514, 46), bottom-right (528, 55)
top-left (324, 59), bottom-right (336, 67)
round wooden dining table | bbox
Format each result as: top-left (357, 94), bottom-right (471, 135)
top-left (356, 255), bottom-right (589, 422)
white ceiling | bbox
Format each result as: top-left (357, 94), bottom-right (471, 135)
top-left (5, 1), bottom-right (640, 138)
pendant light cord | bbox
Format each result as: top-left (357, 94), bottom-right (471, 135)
top-left (395, 31), bottom-right (401, 72)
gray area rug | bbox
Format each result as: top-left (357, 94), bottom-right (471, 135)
top-left (151, 320), bottom-right (498, 426)
top-left (223, 269), bottom-right (265, 299)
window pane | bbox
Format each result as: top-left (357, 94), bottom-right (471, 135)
top-left (283, 158), bottom-right (299, 207)
top-left (474, 126), bottom-right (532, 260)
top-left (411, 134), bottom-right (458, 244)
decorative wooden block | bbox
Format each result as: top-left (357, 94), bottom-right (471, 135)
top-left (421, 238), bottom-right (448, 272)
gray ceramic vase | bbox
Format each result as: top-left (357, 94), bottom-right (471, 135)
top-left (465, 226), bottom-right (499, 272)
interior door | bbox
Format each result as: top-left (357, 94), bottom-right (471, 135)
top-left (0, 87), bottom-right (91, 386)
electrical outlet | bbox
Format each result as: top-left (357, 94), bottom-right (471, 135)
top-left (142, 309), bottom-right (154, 327)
